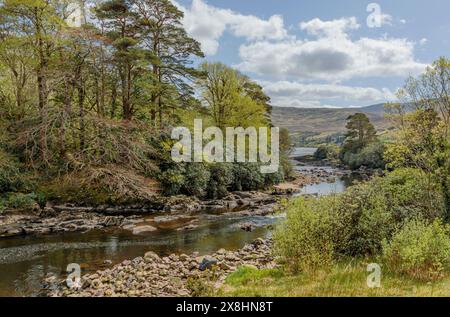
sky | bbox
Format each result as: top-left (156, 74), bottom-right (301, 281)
top-left (173, 0), bottom-right (450, 108)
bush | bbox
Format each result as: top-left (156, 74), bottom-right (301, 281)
top-left (274, 197), bottom-right (347, 272)
top-left (181, 163), bottom-right (210, 197)
top-left (335, 168), bottom-right (444, 256)
top-left (231, 163), bottom-right (265, 191)
top-left (341, 141), bottom-right (385, 170)
top-left (382, 218), bottom-right (450, 281)
top-left (207, 163), bottom-right (233, 199)
top-left (279, 153), bottom-right (293, 180)
top-left (159, 165), bottom-right (186, 196)
top-left (314, 144), bottom-right (340, 163)
top-left (42, 166), bottom-right (158, 204)
top-left (264, 167), bottom-right (284, 187)
top-left (274, 168), bottom-right (446, 269)
top-left (0, 150), bottom-right (26, 193)
top-left (4, 193), bottom-right (39, 210)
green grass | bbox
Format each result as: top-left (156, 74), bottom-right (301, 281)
top-left (218, 262), bottom-right (450, 297)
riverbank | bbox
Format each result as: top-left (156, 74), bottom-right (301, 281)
top-left (0, 168), bottom-right (336, 239)
top-left (0, 149), bottom-right (363, 296)
top-left (218, 260), bottom-right (450, 297)
top-left (0, 191), bottom-right (279, 238)
top-left (47, 238), bottom-right (275, 297)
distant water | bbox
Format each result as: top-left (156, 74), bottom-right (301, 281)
top-left (291, 147), bottom-right (359, 196)
top-left (290, 147), bottom-right (317, 157)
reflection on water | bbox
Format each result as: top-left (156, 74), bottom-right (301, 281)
top-left (292, 147), bottom-right (360, 196)
top-left (0, 213), bottom-right (279, 297)
top-left (297, 175), bottom-right (358, 196)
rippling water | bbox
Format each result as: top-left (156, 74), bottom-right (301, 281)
top-left (0, 212), bottom-right (279, 296)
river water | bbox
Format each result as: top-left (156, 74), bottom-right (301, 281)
top-left (0, 147), bottom-right (356, 297)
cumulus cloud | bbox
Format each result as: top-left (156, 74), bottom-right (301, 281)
top-left (300, 17), bottom-right (360, 38)
top-left (173, 0), bottom-right (288, 55)
top-left (238, 17), bottom-right (427, 81)
top-left (260, 80), bottom-right (395, 108)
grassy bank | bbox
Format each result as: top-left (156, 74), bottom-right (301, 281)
top-left (218, 264), bottom-right (450, 297)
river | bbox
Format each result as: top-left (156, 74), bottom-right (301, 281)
top-left (0, 147), bottom-right (357, 297)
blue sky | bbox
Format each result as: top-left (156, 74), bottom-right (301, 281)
top-left (174, 0), bottom-right (450, 108)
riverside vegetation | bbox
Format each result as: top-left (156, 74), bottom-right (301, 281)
top-left (1, 0), bottom-right (449, 298)
top-left (0, 0), bottom-right (292, 214)
top-left (215, 57), bottom-right (450, 297)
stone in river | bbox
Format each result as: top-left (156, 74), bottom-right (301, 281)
top-left (198, 256), bottom-right (218, 271)
top-left (132, 225), bottom-right (157, 235)
top-left (144, 251), bottom-right (161, 263)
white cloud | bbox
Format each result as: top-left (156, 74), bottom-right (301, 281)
top-left (419, 38), bottom-right (428, 46)
top-left (261, 80), bottom-right (395, 108)
top-left (238, 17), bottom-right (427, 81)
top-left (300, 17), bottom-right (360, 38)
top-left (174, 0), bottom-right (288, 55)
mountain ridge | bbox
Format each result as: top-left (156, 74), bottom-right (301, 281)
top-left (271, 103), bottom-right (390, 136)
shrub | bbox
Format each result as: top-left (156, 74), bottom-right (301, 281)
top-left (43, 166), bottom-right (158, 204)
top-left (5, 193), bottom-right (38, 210)
top-left (181, 163), bottom-right (210, 197)
top-left (207, 163), bottom-right (233, 199)
top-left (159, 165), bottom-right (186, 196)
top-left (274, 197), bottom-right (347, 272)
top-left (341, 141), bottom-right (385, 170)
top-left (279, 153), bottom-right (293, 180)
top-left (275, 168), bottom-right (446, 268)
top-left (0, 150), bottom-right (26, 193)
top-left (382, 218), bottom-right (450, 281)
top-left (335, 168), bottom-right (444, 256)
top-left (231, 163), bottom-right (265, 191)
top-left (264, 168), bottom-right (284, 187)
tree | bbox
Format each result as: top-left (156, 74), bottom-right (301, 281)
top-left (385, 57), bottom-right (450, 219)
top-left (135, 0), bottom-right (204, 128)
top-left (0, 0), bottom-right (66, 164)
top-left (342, 113), bottom-right (377, 154)
top-left (94, 0), bottom-right (143, 120)
top-left (197, 62), bottom-right (268, 130)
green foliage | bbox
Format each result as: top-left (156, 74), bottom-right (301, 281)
top-left (382, 218), bottom-right (450, 281)
top-left (159, 166), bottom-right (185, 196)
top-left (274, 197), bottom-right (344, 272)
top-left (341, 141), bottom-right (385, 170)
top-left (225, 266), bottom-right (284, 287)
top-left (274, 168), bottom-right (446, 270)
top-left (1, 192), bottom-right (41, 211)
top-left (207, 163), bottom-right (233, 199)
top-left (385, 58), bottom-right (450, 219)
top-left (0, 150), bottom-right (26, 193)
top-left (231, 163), bottom-right (264, 192)
top-left (181, 163), bottom-right (211, 197)
top-left (340, 113), bottom-right (384, 170)
top-left (314, 144), bottom-right (340, 163)
top-left (342, 113), bottom-right (377, 152)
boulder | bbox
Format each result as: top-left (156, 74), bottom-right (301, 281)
top-left (144, 251), bottom-right (161, 263)
top-left (198, 256), bottom-right (218, 271)
top-left (132, 225), bottom-right (157, 235)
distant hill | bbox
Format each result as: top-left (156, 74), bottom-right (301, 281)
top-left (271, 103), bottom-right (391, 136)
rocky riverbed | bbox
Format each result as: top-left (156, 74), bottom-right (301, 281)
top-left (0, 191), bottom-right (279, 238)
top-left (0, 164), bottom-right (356, 238)
top-left (46, 238), bottom-right (275, 297)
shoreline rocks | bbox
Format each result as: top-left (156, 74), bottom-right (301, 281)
top-left (0, 191), bottom-right (280, 238)
top-left (47, 238), bottom-right (275, 297)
